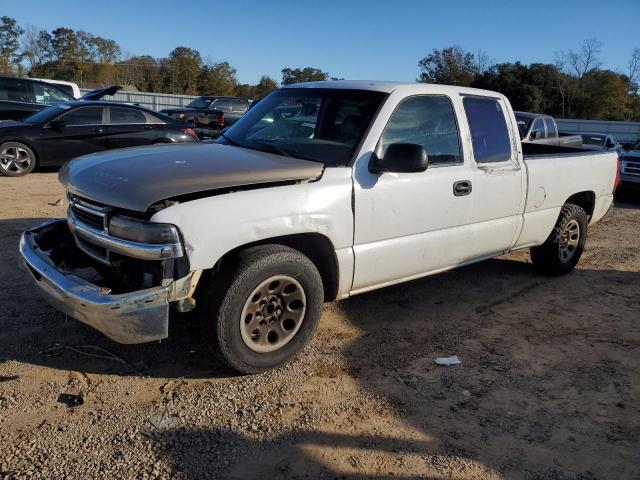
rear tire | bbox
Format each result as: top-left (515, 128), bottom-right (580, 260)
top-left (0, 142), bottom-right (36, 177)
top-left (198, 245), bottom-right (324, 374)
top-left (530, 203), bottom-right (588, 276)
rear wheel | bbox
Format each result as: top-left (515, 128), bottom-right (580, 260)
top-left (0, 142), bottom-right (36, 177)
top-left (198, 245), bottom-right (324, 374)
top-left (530, 203), bottom-right (588, 275)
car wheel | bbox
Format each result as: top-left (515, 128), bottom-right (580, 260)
top-left (530, 203), bottom-right (588, 276)
top-left (0, 142), bottom-right (36, 177)
top-left (198, 245), bottom-right (324, 374)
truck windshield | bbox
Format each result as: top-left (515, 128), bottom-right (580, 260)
top-left (219, 88), bottom-right (386, 166)
top-left (187, 97), bottom-right (213, 109)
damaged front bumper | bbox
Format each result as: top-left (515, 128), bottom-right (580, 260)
top-left (19, 219), bottom-right (200, 344)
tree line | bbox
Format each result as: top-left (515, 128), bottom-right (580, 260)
top-left (1, 15), bottom-right (638, 120)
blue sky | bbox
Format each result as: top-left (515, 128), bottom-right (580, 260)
top-left (3, 0), bottom-right (638, 84)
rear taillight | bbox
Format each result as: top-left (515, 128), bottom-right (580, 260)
top-left (613, 157), bottom-right (622, 193)
top-left (183, 128), bottom-right (198, 139)
top-left (219, 113), bottom-right (225, 127)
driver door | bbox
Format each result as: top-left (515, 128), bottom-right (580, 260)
top-left (41, 105), bottom-right (108, 165)
top-left (352, 94), bottom-right (474, 292)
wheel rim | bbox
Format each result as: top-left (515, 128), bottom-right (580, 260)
top-left (0, 146), bottom-right (31, 174)
top-left (240, 275), bottom-right (307, 353)
top-left (558, 219), bottom-right (580, 263)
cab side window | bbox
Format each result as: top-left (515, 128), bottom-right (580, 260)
top-left (211, 99), bottom-right (231, 112)
top-left (0, 78), bottom-right (30, 102)
top-left (378, 95), bottom-right (462, 165)
top-left (231, 99), bottom-right (248, 113)
top-left (463, 97), bottom-right (512, 163)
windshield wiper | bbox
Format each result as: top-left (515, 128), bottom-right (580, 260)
top-left (251, 139), bottom-right (293, 158)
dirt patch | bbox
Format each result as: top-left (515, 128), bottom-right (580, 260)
top-left (1, 173), bottom-right (639, 479)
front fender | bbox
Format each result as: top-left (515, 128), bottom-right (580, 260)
top-left (151, 167), bottom-right (354, 272)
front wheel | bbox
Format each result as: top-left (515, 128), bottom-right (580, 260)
top-left (0, 142), bottom-right (36, 177)
top-left (198, 245), bottom-right (324, 374)
top-left (530, 203), bottom-right (588, 275)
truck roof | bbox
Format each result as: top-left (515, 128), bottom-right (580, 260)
top-left (282, 80), bottom-right (504, 98)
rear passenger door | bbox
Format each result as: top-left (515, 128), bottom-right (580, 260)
top-left (105, 106), bottom-right (160, 149)
top-left (461, 96), bottom-right (523, 257)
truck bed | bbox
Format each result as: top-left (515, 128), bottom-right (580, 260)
top-left (514, 142), bottom-right (618, 250)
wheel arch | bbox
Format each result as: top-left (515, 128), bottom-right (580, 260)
top-left (209, 232), bottom-right (340, 302)
top-left (565, 191), bottom-right (596, 217)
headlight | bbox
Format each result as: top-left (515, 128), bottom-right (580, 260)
top-left (108, 215), bottom-right (180, 244)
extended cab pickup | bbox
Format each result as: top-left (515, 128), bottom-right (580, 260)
top-left (20, 82), bottom-right (619, 373)
top-left (516, 111), bottom-right (583, 148)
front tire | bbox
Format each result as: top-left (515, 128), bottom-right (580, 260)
top-left (0, 142), bottom-right (36, 177)
top-left (198, 245), bottom-right (324, 374)
top-left (530, 203), bottom-right (588, 275)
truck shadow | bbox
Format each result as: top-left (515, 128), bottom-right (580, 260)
top-left (147, 264), bottom-right (639, 478)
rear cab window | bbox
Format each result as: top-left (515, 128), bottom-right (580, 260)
top-left (544, 117), bottom-right (557, 138)
top-left (231, 99), bottom-right (248, 113)
top-left (463, 96), bottom-right (512, 163)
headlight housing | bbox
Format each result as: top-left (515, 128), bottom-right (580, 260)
top-left (109, 215), bottom-right (180, 244)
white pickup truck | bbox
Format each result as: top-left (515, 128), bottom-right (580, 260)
top-left (20, 81), bottom-right (620, 373)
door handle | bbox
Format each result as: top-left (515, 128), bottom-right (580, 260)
top-left (90, 128), bottom-right (104, 134)
top-left (453, 180), bottom-right (472, 196)
top-left (143, 125), bottom-right (154, 130)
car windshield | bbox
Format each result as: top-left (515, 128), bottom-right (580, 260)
top-left (219, 88), bottom-right (386, 166)
top-left (515, 114), bottom-right (533, 139)
top-left (23, 103), bottom-right (73, 124)
top-left (187, 97), bottom-right (213, 109)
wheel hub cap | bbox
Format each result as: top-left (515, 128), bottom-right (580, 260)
top-left (0, 146), bottom-right (31, 174)
top-left (558, 219), bottom-right (580, 263)
top-left (240, 275), bottom-right (306, 353)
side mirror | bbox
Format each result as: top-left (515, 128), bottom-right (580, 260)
top-left (369, 143), bottom-right (429, 174)
top-left (49, 119), bottom-right (66, 130)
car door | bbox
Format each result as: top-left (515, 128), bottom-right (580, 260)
top-left (40, 105), bottom-right (108, 164)
top-left (352, 94), bottom-right (475, 292)
top-left (460, 95), bottom-right (524, 259)
top-left (105, 106), bottom-right (158, 149)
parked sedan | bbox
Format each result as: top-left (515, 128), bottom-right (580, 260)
top-left (0, 101), bottom-right (198, 177)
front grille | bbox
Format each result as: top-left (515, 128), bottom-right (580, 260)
top-left (71, 207), bottom-right (104, 230)
top-left (622, 161), bottom-right (640, 176)
top-left (68, 196), bottom-right (111, 263)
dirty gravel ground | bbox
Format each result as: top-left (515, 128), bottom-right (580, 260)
top-left (0, 173), bottom-right (639, 480)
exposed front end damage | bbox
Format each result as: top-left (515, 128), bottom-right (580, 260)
top-left (20, 219), bottom-right (201, 344)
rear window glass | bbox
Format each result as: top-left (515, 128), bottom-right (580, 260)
top-left (110, 107), bottom-right (147, 124)
top-left (463, 97), bottom-right (512, 163)
top-left (0, 78), bottom-right (31, 102)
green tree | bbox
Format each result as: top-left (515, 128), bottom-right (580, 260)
top-left (167, 47), bottom-right (202, 94)
top-left (418, 46), bottom-right (476, 86)
top-left (0, 16), bottom-right (24, 74)
top-left (198, 61), bottom-right (237, 96)
top-left (255, 75), bottom-right (278, 98)
top-left (281, 67), bottom-right (328, 85)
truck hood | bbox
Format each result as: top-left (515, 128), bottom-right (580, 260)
top-left (59, 143), bottom-right (324, 212)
